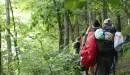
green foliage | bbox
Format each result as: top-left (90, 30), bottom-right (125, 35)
top-left (29, 0), bottom-right (57, 31)
top-left (65, 0), bottom-right (121, 11)
top-left (116, 42), bottom-right (130, 74)
top-left (65, 0), bottom-right (87, 10)
top-left (0, 3), bottom-right (6, 32)
top-left (108, 0), bottom-right (120, 5)
top-left (19, 44), bottom-right (80, 75)
top-left (122, 42), bottom-right (130, 59)
top-left (122, 25), bottom-right (130, 36)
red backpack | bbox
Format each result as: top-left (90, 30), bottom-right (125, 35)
top-left (80, 31), bottom-right (98, 67)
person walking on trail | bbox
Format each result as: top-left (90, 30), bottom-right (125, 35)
top-left (123, 35), bottom-right (130, 44)
top-left (80, 20), bottom-right (100, 75)
top-left (95, 18), bottom-right (117, 75)
top-left (80, 31), bottom-right (86, 50)
top-left (73, 37), bottom-right (81, 54)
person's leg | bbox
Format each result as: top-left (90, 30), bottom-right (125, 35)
top-left (85, 70), bottom-right (89, 75)
top-left (83, 68), bottom-right (89, 75)
top-left (105, 56), bottom-right (113, 75)
top-left (89, 66), bottom-right (95, 75)
top-left (114, 50), bottom-right (118, 64)
top-left (97, 57), bottom-right (106, 75)
top-left (94, 64), bottom-right (99, 75)
top-left (80, 66), bottom-right (89, 75)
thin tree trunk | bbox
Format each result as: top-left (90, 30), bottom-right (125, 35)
top-left (9, 0), bottom-right (20, 74)
top-left (127, 17), bottom-right (129, 25)
top-left (88, 10), bottom-right (93, 26)
top-left (102, 9), bottom-right (108, 21)
top-left (92, 10), bottom-right (96, 21)
top-left (75, 17), bottom-right (79, 38)
top-left (52, 0), bottom-right (64, 50)
top-left (102, 0), bottom-right (108, 22)
top-left (99, 12), bottom-right (102, 27)
top-left (64, 10), bottom-right (69, 49)
top-left (0, 25), bottom-right (1, 75)
top-left (84, 5), bottom-right (89, 28)
top-left (116, 15), bottom-right (121, 31)
top-left (5, 0), bottom-right (13, 74)
top-left (85, 10), bottom-right (93, 35)
top-left (69, 25), bottom-right (75, 42)
top-left (68, 13), bottom-right (75, 42)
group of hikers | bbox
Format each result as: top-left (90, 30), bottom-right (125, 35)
top-left (73, 18), bottom-right (130, 75)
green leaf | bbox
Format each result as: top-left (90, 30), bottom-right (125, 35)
top-left (65, 0), bottom-right (87, 10)
top-left (65, 0), bottom-right (75, 10)
top-left (108, 0), bottom-right (120, 5)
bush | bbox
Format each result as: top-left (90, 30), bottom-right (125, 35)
top-left (116, 42), bottom-right (130, 75)
top-left (20, 49), bottom-right (81, 75)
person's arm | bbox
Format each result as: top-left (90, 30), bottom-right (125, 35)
top-left (81, 25), bottom-right (92, 48)
top-left (86, 25), bottom-right (92, 35)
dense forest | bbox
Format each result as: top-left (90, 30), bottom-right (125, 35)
top-left (0, 0), bottom-right (130, 75)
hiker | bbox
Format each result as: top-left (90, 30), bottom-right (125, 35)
top-left (80, 26), bottom-right (91, 50)
top-left (80, 32), bottom-right (86, 50)
top-left (123, 35), bottom-right (130, 44)
top-left (73, 37), bottom-right (81, 54)
top-left (73, 29), bottom-right (88, 55)
top-left (95, 18), bottom-right (117, 75)
top-left (80, 20), bottom-right (100, 75)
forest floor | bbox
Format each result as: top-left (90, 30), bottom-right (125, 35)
top-left (116, 59), bottom-right (130, 74)
top-left (115, 49), bottom-right (130, 75)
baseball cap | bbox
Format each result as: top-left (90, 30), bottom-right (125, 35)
top-left (104, 18), bottom-right (110, 23)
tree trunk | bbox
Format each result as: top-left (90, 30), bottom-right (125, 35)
top-left (102, 0), bottom-right (108, 23)
top-left (99, 12), bottom-right (102, 26)
top-left (86, 10), bottom-right (93, 34)
top-left (68, 13), bottom-right (75, 42)
top-left (102, 9), bottom-right (108, 21)
top-left (9, 0), bottom-right (20, 74)
top-left (53, 0), bottom-right (64, 50)
top-left (64, 10), bottom-right (69, 49)
top-left (88, 10), bottom-right (93, 26)
top-left (92, 10), bottom-right (96, 21)
top-left (84, 5), bottom-right (89, 28)
top-left (116, 15), bottom-right (121, 31)
top-left (5, 0), bottom-right (13, 74)
top-left (75, 17), bottom-right (79, 38)
top-left (127, 17), bottom-right (129, 25)
top-left (0, 25), bottom-right (1, 75)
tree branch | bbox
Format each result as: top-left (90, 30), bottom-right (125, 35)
top-left (38, 40), bottom-right (53, 75)
top-left (52, 0), bottom-right (64, 50)
top-left (9, 0), bottom-right (20, 74)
